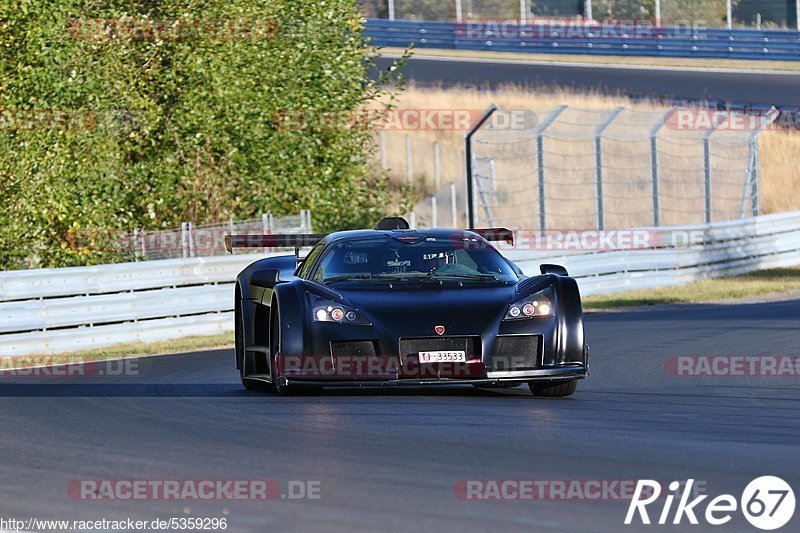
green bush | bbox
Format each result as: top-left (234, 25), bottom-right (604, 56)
top-left (0, 0), bottom-right (403, 269)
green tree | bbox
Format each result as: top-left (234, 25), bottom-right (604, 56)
top-left (0, 0), bottom-right (403, 269)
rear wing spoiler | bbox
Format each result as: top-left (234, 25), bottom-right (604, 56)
top-left (225, 234), bottom-right (326, 253)
top-left (223, 225), bottom-right (514, 253)
top-left (474, 228), bottom-right (514, 245)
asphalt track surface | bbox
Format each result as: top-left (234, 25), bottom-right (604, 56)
top-left (373, 55), bottom-right (800, 108)
top-left (1, 299), bottom-right (799, 532)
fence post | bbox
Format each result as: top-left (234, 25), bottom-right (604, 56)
top-left (181, 222), bottom-right (190, 258)
top-left (450, 181), bottom-right (458, 228)
top-left (594, 107), bottom-right (624, 230)
top-left (189, 222), bottom-right (196, 257)
top-left (465, 104), bottom-right (498, 229)
top-left (649, 114), bottom-right (667, 227)
top-left (409, 211), bottom-right (416, 229)
top-left (379, 130), bottom-right (388, 171)
top-left (702, 121), bottom-right (721, 224)
top-left (535, 105), bottom-right (567, 231)
top-left (263, 212), bottom-right (274, 252)
top-left (300, 209), bottom-right (308, 232)
top-left (743, 133), bottom-right (762, 217)
top-left (406, 134), bottom-right (413, 184)
top-left (434, 142), bottom-right (441, 191)
top-left (726, 0), bottom-right (733, 30)
top-left (431, 195), bottom-right (438, 228)
top-left (306, 210), bottom-right (313, 231)
top-left (133, 228), bottom-right (141, 262)
top-left (752, 135), bottom-right (760, 216)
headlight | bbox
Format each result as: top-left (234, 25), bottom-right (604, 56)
top-left (309, 295), bottom-right (370, 325)
top-left (504, 288), bottom-right (554, 320)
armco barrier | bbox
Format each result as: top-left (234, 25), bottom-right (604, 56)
top-left (2, 211), bottom-right (800, 356)
top-left (364, 19), bottom-right (800, 61)
top-left (0, 253), bottom-right (267, 357)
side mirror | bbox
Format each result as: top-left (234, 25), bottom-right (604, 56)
top-left (540, 264), bottom-right (569, 276)
top-left (251, 269), bottom-right (280, 289)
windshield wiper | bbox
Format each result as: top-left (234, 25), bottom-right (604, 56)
top-left (427, 272), bottom-right (500, 281)
top-left (324, 272), bottom-right (501, 283)
top-left (323, 274), bottom-right (397, 283)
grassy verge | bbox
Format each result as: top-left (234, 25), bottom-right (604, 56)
top-left (584, 267), bottom-right (800, 310)
top-left (9, 333), bottom-right (234, 367)
top-left (380, 47), bottom-right (800, 72)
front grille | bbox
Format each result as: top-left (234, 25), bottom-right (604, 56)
top-left (330, 340), bottom-right (377, 357)
top-left (489, 335), bottom-right (540, 370)
top-left (399, 337), bottom-right (480, 357)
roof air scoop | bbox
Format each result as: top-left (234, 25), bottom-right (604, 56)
top-left (375, 216), bottom-right (410, 230)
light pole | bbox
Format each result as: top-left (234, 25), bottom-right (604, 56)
top-left (388, 0), bottom-right (395, 21)
top-left (655, 0), bottom-right (661, 26)
top-left (585, 0), bottom-right (593, 22)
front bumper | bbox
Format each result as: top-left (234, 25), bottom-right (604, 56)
top-left (283, 305), bottom-right (588, 387)
top-left (276, 364), bottom-right (587, 389)
top-left (275, 347), bottom-right (588, 387)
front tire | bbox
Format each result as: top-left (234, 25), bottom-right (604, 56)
top-left (528, 379), bottom-right (577, 397)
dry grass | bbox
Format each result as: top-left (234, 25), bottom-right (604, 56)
top-left (4, 333), bottom-right (234, 368)
top-left (380, 47), bottom-right (800, 73)
top-left (759, 129), bottom-right (800, 214)
top-left (376, 85), bottom-right (800, 221)
top-left (585, 267), bottom-right (800, 309)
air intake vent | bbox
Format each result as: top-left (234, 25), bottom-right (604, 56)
top-left (330, 341), bottom-right (378, 357)
top-left (489, 335), bottom-right (540, 370)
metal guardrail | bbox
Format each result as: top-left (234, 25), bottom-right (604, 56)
top-left (2, 210), bottom-right (800, 356)
top-left (0, 253), bottom-right (267, 356)
top-left (364, 19), bottom-right (800, 60)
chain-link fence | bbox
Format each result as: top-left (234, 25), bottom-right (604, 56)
top-left (360, 1), bottom-right (799, 29)
top-left (457, 105), bottom-right (766, 230)
top-left (126, 211), bottom-right (312, 261)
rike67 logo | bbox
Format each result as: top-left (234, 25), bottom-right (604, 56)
top-left (626, 477), bottom-right (795, 530)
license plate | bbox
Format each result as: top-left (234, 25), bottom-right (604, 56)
top-left (418, 351), bottom-right (466, 363)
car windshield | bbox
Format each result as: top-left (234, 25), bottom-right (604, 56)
top-left (314, 235), bottom-right (519, 284)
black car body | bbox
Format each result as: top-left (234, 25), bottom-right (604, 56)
top-left (228, 218), bottom-right (588, 396)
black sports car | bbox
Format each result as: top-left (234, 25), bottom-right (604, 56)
top-left (226, 217), bottom-right (588, 396)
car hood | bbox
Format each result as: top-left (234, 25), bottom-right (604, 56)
top-left (335, 283), bottom-right (516, 336)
